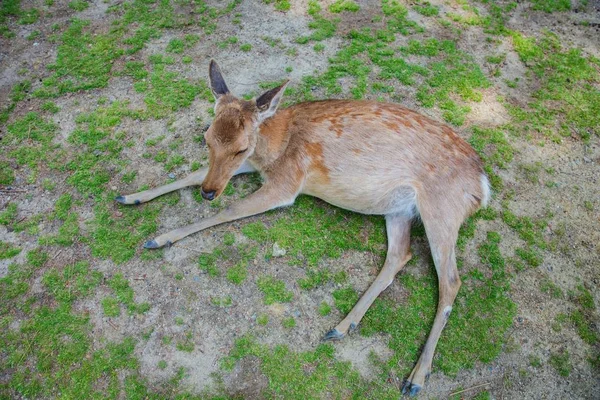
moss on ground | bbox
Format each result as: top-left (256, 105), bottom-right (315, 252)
top-left (242, 196), bottom-right (386, 266)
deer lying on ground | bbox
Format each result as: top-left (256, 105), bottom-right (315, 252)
top-left (116, 60), bottom-right (490, 396)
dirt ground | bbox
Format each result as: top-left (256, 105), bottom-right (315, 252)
top-left (1, 0), bottom-right (599, 399)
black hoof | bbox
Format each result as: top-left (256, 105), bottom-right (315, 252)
top-left (323, 328), bottom-right (344, 341)
top-left (401, 382), bottom-right (422, 397)
top-left (144, 240), bottom-right (160, 249)
top-left (115, 195), bottom-right (126, 204)
top-left (134, 199), bottom-right (140, 205)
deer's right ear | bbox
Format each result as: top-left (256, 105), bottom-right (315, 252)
top-left (209, 60), bottom-right (230, 99)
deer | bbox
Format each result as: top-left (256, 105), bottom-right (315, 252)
top-left (115, 60), bottom-right (490, 396)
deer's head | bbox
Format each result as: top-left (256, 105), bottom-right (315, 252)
top-left (200, 60), bottom-right (288, 201)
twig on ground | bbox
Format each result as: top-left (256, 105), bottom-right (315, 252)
top-left (449, 382), bottom-right (491, 397)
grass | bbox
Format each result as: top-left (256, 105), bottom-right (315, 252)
top-left (1, 0), bottom-right (21, 38)
top-left (68, 0), bottom-right (89, 11)
top-left (34, 19), bottom-right (124, 97)
top-left (257, 276), bottom-right (293, 305)
top-left (137, 64), bottom-right (212, 118)
top-left (509, 32), bottom-right (600, 142)
top-left (549, 350), bottom-right (572, 377)
top-left (531, 0), bottom-right (571, 13)
top-left (0, 203), bottom-right (18, 225)
top-left (404, 39), bottom-right (491, 125)
top-left (0, 161), bottom-right (15, 185)
top-left (224, 336), bottom-right (388, 398)
top-left (0, 241), bottom-right (21, 260)
top-left (263, 0), bottom-right (290, 12)
top-left (198, 241), bottom-right (257, 283)
top-left (295, 0), bottom-right (339, 44)
top-left (329, 0), bottom-right (360, 13)
top-left (89, 195), bottom-right (161, 264)
top-left (242, 196), bottom-right (385, 266)
top-left (413, 2), bottom-right (439, 16)
top-left (0, 250), bottom-right (145, 398)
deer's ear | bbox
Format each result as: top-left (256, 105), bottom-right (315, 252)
top-left (209, 60), bottom-right (230, 98)
top-left (256, 80), bottom-right (289, 123)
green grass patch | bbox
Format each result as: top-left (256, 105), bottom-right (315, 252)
top-left (0, 161), bottom-right (15, 185)
top-left (329, 0), bottom-right (360, 13)
top-left (68, 0), bottom-right (89, 11)
top-left (138, 64), bottom-right (212, 118)
top-left (318, 301), bottom-right (332, 316)
top-left (106, 273), bottom-right (151, 315)
top-left (413, 2), bottom-right (439, 16)
top-left (257, 276), bottom-right (293, 305)
top-left (508, 32), bottom-right (600, 142)
top-left (263, 0), bottom-right (290, 12)
top-left (299, 268), bottom-right (347, 290)
top-left (0, 241), bottom-right (21, 260)
top-left (549, 349), bottom-right (571, 376)
top-left (0, 203), bottom-right (18, 226)
top-left (333, 287), bottom-right (359, 314)
top-left (211, 296), bottom-right (233, 308)
top-left (515, 246), bottom-right (543, 267)
top-left (198, 242), bottom-right (257, 283)
top-left (502, 208), bottom-right (548, 249)
top-left (530, 0), bottom-right (571, 13)
top-left (42, 261), bottom-right (102, 304)
top-left (4, 112), bottom-right (60, 177)
top-left (296, 0), bottom-right (339, 44)
top-left (1, 0), bottom-right (21, 38)
top-left (404, 39), bottom-right (491, 125)
top-left (39, 213), bottom-right (80, 246)
top-left (0, 251), bottom-right (145, 399)
top-left (89, 196), bottom-right (161, 264)
top-left (242, 196), bottom-right (385, 266)
top-left (225, 336), bottom-right (392, 398)
top-left (35, 19), bottom-right (124, 97)
top-left (469, 126), bottom-right (514, 169)
top-left (18, 7), bottom-right (39, 25)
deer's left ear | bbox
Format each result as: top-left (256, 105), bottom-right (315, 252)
top-left (256, 80), bottom-right (289, 123)
top-left (209, 60), bottom-right (230, 99)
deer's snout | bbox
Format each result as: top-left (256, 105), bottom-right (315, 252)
top-left (201, 187), bottom-right (216, 201)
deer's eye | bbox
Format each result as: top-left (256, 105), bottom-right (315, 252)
top-left (235, 148), bottom-right (248, 156)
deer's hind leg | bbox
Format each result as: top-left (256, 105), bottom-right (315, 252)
top-left (402, 195), bottom-right (465, 396)
top-left (115, 161), bottom-right (255, 205)
top-left (324, 213), bottom-right (412, 340)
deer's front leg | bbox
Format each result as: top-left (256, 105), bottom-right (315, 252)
top-left (144, 182), bottom-right (297, 249)
top-left (115, 161), bottom-right (256, 205)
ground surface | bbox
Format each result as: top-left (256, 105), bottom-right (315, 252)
top-left (1, 0), bottom-right (599, 399)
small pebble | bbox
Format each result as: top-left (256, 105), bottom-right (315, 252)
top-left (168, 173), bottom-right (176, 179)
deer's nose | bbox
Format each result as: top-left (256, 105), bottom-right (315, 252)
top-left (201, 188), bottom-right (216, 201)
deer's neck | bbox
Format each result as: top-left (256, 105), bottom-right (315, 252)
top-left (250, 108), bottom-right (294, 170)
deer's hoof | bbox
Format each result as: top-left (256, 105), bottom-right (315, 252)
top-left (144, 240), bottom-right (160, 249)
top-left (323, 328), bottom-right (344, 341)
top-left (401, 381), bottom-right (422, 397)
top-left (115, 195), bottom-right (126, 204)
